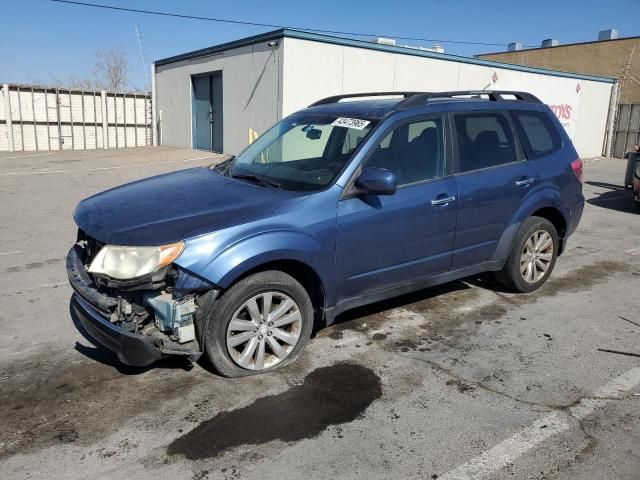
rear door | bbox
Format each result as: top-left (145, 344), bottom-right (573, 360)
top-left (450, 110), bottom-right (537, 269)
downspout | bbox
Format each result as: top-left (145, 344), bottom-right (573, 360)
top-left (151, 62), bottom-right (158, 146)
top-left (604, 81), bottom-right (619, 157)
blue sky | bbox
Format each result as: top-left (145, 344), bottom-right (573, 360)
top-left (2, 0), bottom-right (638, 90)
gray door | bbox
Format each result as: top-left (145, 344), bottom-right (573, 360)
top-left (192, 73), bottom-right (223, 152)
top-left (613, 104), bottom-right (640, 158)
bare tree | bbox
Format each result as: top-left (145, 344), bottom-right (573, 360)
top-left (91, 48), bottom-right (130, 91)
top-left (29, 48), bottom-right (132, 91)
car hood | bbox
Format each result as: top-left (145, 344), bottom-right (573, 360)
top-left (74, 167), bottom-right (306, 245)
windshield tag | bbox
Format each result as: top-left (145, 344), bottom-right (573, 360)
top-left (331, 117), bottom-right (371, 130)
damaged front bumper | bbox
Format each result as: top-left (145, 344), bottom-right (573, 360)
top-left (67, 244), bottom-right (205, 367)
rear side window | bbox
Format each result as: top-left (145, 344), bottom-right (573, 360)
top-left (511, 110), bottom-right (562, 158)
top-left (454, 112), bottom-right (517, 172)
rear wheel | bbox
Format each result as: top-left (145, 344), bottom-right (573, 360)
top-left (200, 271), bottom-right (313, 377)
top-left (495, 216), bottom-right (558, 293)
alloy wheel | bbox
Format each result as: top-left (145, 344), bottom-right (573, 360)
top-left (520, 230), bottom-right (554, 284)
top-left (226, 291), bottom-right (302, 370)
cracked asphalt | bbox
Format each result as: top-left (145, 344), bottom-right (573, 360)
top-left (0, 148), bottom-right (638, 480)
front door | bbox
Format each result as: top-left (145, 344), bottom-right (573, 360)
top-left (336, 116), bottom-right (458, 300)
top-left (450, 110), bottom-right (538, 269)
top-left (192, 73), bottom-right (223, 152)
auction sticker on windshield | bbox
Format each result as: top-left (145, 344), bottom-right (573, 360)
top-left (331, 117), bottom-right (371, 130)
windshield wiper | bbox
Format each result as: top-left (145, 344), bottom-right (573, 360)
top-left (231, 173), bottom-right (281, 189)
top-left (210, 156), bottom-right (235, 174)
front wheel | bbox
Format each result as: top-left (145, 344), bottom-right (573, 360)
top-left (495, 216), bottom-right (559, 293)
top-left (200, 271), bottom-right (313, 377)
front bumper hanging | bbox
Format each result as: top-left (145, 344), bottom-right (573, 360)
top-left (67, 244), bottom-right (202, 367)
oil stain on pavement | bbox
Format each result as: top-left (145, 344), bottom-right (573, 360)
top-left (168, 362), bottom-right (382, 460)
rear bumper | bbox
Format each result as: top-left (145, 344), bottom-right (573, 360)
top-left (566, 193), bottom-right (585, 238)
top-left (71, 293), bottom-right (163, 367)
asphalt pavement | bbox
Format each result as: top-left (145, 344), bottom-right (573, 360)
top-left (0, 148), bottom-right (638, 480)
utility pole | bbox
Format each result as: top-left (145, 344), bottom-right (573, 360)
top-left (135, 25), bottom-right (150, 93)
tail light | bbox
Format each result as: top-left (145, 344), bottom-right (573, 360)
top-left (571, 158), bottom-right (583, 183)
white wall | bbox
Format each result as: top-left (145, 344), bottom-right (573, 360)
top-left (281, 38), bottom-right (614, 158)
top-left (0, 85), bottom-right (150, 152)
top-left (155, 42), bottom-right (282, 155)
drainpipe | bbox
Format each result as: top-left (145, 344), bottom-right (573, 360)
top-left (151, 62), bottom-right (158, 146)
top-left (604, 81), bottom-right (620, 157)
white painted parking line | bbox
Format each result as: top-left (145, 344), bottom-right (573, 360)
top-left (0, 152), bottom-right (53, 160)
top-left (439, 367), bottom-right (640, 480)
top-left (0, 156), bottom-right (219, 176)
top-left (0, 250), bottom-right (22, 256)
top-left (40, 281), bottom-right (67, 288)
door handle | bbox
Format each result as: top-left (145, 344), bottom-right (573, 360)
top-left (431, 195), bottom-right (456, 206)
top-left (515, 177), bottom-right (535, 187)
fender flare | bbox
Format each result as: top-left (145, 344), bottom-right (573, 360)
top-left (493, 194), bottom-right (566, 262)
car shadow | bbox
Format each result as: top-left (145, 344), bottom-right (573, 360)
top-left (69, 273), bottom-right (513, 375)
top-left (330, 279), bottom-right (472, 329)
top-left (69, 300), bottom-right (193, 375)
top-left (585, 181), bottom-right (638, 214)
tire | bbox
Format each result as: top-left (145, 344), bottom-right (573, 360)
top-left (494, 216), bottom-right (559, 293)
top-left (199, 271), bottom-right (313, 377)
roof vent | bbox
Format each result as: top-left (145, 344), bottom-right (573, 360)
top-left (541, 38), bottom-right (560, 48)
top-left (508, 42), bottom-right (523, 52)
top-left (374, 37), bottom-right (396, 46)
top-left (598, 29), bottom-right (618, 41)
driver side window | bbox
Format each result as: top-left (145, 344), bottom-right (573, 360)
top-left (364, 117), bottom-right (444, 186)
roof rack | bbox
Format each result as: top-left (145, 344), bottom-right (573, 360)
top-left (309, 91), bottom-right (425, 107)
top-left (396, 90), bottom-right (542, 109)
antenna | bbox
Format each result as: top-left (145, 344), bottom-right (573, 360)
top-left (135, 24), bottom-right (150, 92)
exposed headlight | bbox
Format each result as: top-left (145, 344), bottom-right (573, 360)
top-left (88, 241), bottom-right (185, 280)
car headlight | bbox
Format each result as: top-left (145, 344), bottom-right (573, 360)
top-left (88, 241), bottom-right (185, 280)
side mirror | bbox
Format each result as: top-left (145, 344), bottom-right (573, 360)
top-left (305, 128), bottom-right (323, 140)
top-left (355, 167), bottom-right (397, 196)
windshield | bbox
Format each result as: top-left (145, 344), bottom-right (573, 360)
top-left (222, 113), bottom-right (377, 191)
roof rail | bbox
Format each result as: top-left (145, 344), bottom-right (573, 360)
top-left (309, 91), bottom-right (425, 107)
top-left (396, 90), bottom-right (542, 109)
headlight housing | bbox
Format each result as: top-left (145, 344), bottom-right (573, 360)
top-left (88, 241), bottom-right (185, 280)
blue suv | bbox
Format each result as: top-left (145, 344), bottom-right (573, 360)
top-left (67, 90), bottom-right (584, 376)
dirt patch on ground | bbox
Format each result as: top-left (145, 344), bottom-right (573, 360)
top-left (533, 261), bottom-right (626, 296)
top-left (5, 257), bottom-right (63, 273)
top-left (0, 351), bottom-right (202, 459)
top-left (167, 363), bottom-right (382, 460)
top-left (323, 260), bottom-right (628, 353)
top-left (446, 378), bottom-right (477, 395)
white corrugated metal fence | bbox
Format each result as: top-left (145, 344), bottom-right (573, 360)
top-left (0, 83), bottom-right (152, 152)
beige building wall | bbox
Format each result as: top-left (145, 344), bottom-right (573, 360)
top-left (281, 37), bottom-right (614, 158)
top-left (155, 42), bottom-right (282, 155)
top-left (478, 37), bottom-right (640, 104)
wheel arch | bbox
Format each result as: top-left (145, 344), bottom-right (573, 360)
top-left (494, 203), bottom-right (569, 262)
top-left (176, 229), bottom-right (333, 328)
top-left (229, 259), bottom-right (327, 330)
top-left (529, 206), bottom-right (568, 254)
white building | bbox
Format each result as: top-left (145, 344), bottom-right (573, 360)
top-left (153, 29), bottom-right (617, 158)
